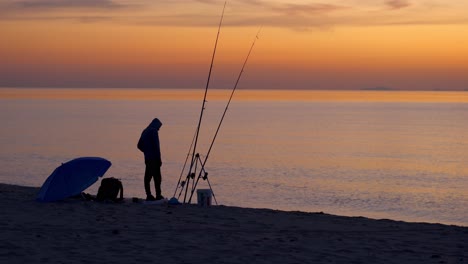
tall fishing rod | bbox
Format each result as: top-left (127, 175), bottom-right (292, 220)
top-left (187, 27), bottom-right (262, 203)
top-left (173, 1), bottom-right (226, 202)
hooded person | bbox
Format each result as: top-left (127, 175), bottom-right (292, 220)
top-left (138, 118), bottom-right (164, 201)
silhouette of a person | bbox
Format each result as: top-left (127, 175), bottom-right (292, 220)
top-left (138, 118), bottom-right (164, 201)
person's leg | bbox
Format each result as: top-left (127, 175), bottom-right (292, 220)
top-left (144, 160), bottom-right (155, 198)
top-left (153, 165), bottom-right (162, 199)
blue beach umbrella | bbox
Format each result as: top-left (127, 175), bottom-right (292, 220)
top-left (37, 157), bottom-right (111, 202)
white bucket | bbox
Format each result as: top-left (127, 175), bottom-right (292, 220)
top-left (196, 189), bottom-right (212, 207)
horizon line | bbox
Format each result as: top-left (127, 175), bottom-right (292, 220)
top-left (1, 86), bottom-right (468, 92)
top-left (2, 87), bottom-right (468, 103)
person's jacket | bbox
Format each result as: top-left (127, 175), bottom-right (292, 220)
top-left (138, 118), bottom-right (162, 163)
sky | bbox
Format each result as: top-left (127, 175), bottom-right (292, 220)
top-left (1, 0), bottom-right (467, 90)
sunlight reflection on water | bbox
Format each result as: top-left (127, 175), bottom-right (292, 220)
top-left (1, 90), bottom-right (467, 226)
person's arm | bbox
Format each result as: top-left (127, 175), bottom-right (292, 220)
top-left (155, 131), bottom-right (162, 166)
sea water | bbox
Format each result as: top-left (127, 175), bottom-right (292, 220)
top-left (1, 89), bottom-right (467, 226)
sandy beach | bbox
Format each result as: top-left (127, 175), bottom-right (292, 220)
top-left (1, 183), bottom-right (466, 264)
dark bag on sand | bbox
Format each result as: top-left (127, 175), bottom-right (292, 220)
top-left (96, 177), bottom-right (123, 202)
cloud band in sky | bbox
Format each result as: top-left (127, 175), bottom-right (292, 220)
top-left (0, 0), bottom-right (467, 29)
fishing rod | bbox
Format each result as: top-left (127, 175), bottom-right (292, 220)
top-left (173, 1), bottom-right (226, 202)
top-left (187, 27), bottom-right (262, 203)
top-left (172, 127), bottom-right (196, 198)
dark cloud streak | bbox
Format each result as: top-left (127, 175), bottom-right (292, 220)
top-left (15, 0), bottom-right (123, 9)
top-left (0, 14), bottom-right (112, 23)
top-left (194, 0), bottom-right (343, 15)
top-left (270, 3), bottom-right (344, 16)
top-left (385, 0), bottom-right (411, 10)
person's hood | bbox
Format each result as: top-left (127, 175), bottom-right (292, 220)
top-left (148, 118), bottom-right (162, 130)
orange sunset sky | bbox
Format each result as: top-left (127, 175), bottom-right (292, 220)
top-left (1, 0), bottom-right (467, 90)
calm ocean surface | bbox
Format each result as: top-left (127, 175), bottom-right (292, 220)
top-left (1, 89), bottom-right (467, 226)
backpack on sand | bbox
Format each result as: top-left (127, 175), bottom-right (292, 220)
top-left (96, 177), bottom-right (123, 202)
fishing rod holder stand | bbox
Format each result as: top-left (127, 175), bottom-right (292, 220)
top-left (178, 153), bottom-right (217, 205)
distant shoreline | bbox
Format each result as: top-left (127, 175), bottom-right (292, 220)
top-left (1, 86), bottom-right (467, 91)
top-left (1, 87), bottom-right (468, 102)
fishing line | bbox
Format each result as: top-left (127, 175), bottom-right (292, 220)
top-left (189, 1), bottom-right (226, 164)
top-left (172, 127), bottom-right (196, 198)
